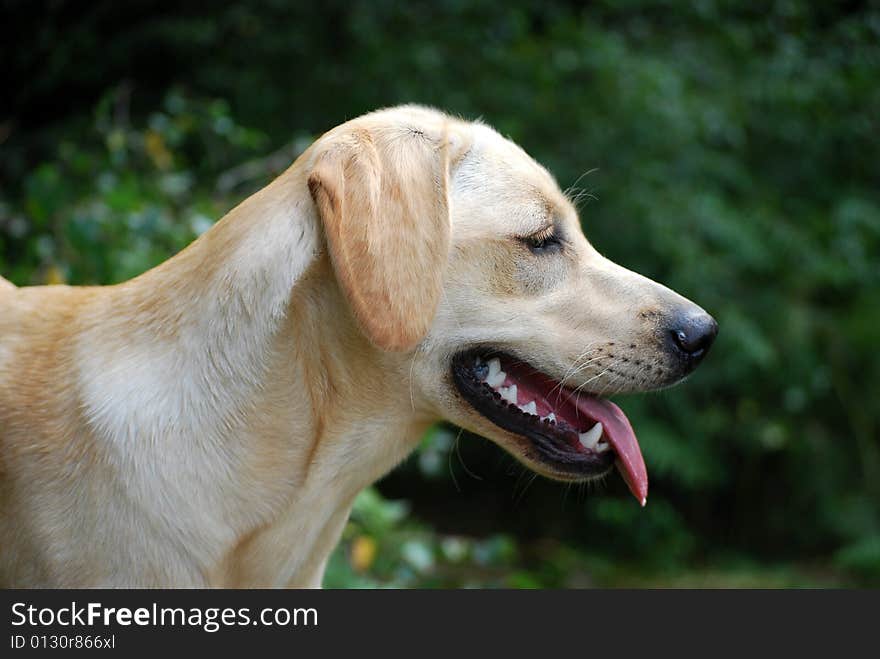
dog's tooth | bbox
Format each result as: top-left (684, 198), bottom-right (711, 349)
top-left (486, 369), bottom-right (506, 388)
top-left (520, 400), bottom-right (537, 416)
top-left (596, 440), bottom-right (610, 453)
top-left (547, 412), bottom-right (556, 423)
top-left (486, 358), bottom-right (505, 387)
top-left (500, 384), bottom-right (517, 405)
top-left (578, 422), bottom-right (603, 450)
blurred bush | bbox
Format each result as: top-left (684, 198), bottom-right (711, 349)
top-left (2, 1), bottom-right (878, 586)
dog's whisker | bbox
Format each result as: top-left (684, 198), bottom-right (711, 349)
top-left (597, 370), bottom-right (624, 397)
top-left (559, 353), bottom-right (605, 385)
top-left (567, 187), bottom-right (599, 210)
top-left (549, 352), bottom-right (606, 403)
top-left (555, 344), bottom-right (598, 384)
top-left (570, 364), bottom-right (613, 427)
top-left (572, 366), bottom-right (612, 398)
top-left (447, 428), bottom-right (466, 493)
top-left (547, 345), bottom-right (599, 396)
top-left (563, 167), bottom-right (599, 198)
top-left (454, 428), bottom-right (482, 482)
top-left (513, 471), bottom-right (540, 508)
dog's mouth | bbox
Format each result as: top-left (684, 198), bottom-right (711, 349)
top-left (451, 350), bottom-right (647, 505)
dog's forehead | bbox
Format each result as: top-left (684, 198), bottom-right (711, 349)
top-left (451, 122), bottom-right (575, 237)
top-left (468, 124), bottom-right (551, 179)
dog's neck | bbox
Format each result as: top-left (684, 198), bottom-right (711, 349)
top-left (80, 167), bottom-right (434, 586)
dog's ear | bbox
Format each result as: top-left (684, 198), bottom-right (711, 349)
top-left (307, 123), bottom-right (452, 352)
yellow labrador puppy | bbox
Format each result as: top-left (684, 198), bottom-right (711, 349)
top-left (0, 106), bottom-right (716, 587)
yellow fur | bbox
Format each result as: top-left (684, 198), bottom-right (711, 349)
top-left (0, 105), bottom-right (708, 586)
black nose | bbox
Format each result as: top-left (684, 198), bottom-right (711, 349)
top-left (668, 311), bottom-right (718, 360)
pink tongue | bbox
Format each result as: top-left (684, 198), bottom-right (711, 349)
top-left (572, 396), bottom-right (648, 506)
top-left (499, 362), bottom-right (648, 505)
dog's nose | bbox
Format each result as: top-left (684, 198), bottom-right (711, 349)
top-left (668, 311), bottom-right (718, 361)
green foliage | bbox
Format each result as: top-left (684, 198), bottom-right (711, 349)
top-left (2, 88), bottom-right (273, 285)
top-left (2, 1), bottom-right (878, 586)
top-left (324, 487), bottom-right (540, 588)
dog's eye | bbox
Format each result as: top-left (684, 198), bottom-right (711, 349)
top-left (521, 229), bottom-right (562, 255)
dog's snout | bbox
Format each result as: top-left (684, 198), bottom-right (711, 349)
top-left (667, 310), bottom-right (718, 362)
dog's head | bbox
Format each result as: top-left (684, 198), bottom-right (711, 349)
top-left (307, 105), bottom-right (717, 504)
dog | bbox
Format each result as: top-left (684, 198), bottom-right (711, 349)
top-left (0, 105), bottom-right (716, 587)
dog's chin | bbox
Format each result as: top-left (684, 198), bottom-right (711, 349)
top-left (449, 348), bottom-right (648, 505)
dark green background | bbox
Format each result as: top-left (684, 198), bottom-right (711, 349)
top-left (3, 1), bottom-right (878, 586)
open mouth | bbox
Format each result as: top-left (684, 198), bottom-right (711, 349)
top-left (451, 350), bottom-right (648, 505)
